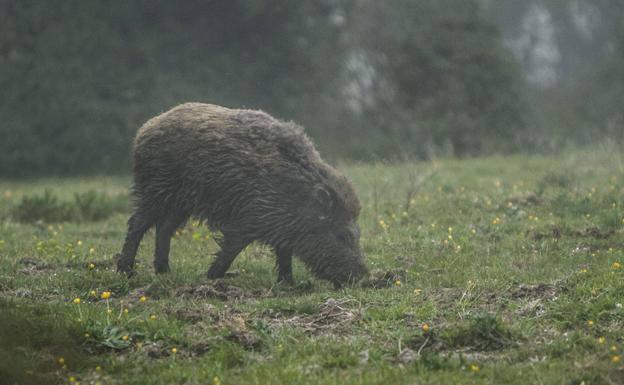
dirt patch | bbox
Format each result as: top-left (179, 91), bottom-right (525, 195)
top-left (507, 192), bottom-right (543, 206)
top-left (529, 226), bottom-right (563, 241)
top-left (175, 281), bottom-right (245, 300)
top-left (175, 302), bottom-right (263, 352)
top-left (226, 330), bottom-right (260, 350)
top-left (515, 299), bottom-right (546, 317)
top-left (268, 298), bottom-right (360, 334)
top-left (510, 283), bottom-right (558, 301)
top-left (17, 258), bottom-right (53, 275)
top-left (140, 341), bottom-right (170, 358)
top-left (174, 280), bottom-right (271, 301)
top-left (570, 226), bottom-right (615, 239)
top-left (363, 269), bottom-right (408, 289)
top-left (170, 303), bottom-right (218, 323)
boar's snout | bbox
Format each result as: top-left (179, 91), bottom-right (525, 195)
top-left (330, 255), bottom-right (369, 288)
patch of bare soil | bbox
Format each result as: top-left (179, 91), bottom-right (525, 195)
top-left (226, 329), bottom-right (260, 350)
top-left (174, 280), bottom-right (271, 301)
top-left (529, 226), bottom-right (563, 240)
top-left (510, 283), bottom-right (558, 301)
top-left (17, 258), bottom-right (53, 275)
top-left (570, 226), bottom-right (615, 239)
top-left (170, 303), bottom-right (219, 323)
top-left (140, 341), bottom-right (170, 358)
top-left (507, 192), bottom-right (543, 206)
top-left (267, 298), bottom-right (360, 334)
top-left (175, 281), bottom-right (245, 300)
top-left (363, 269), bottom-right (408, 289)
top-left (179, 305), bottom-right (261, 353)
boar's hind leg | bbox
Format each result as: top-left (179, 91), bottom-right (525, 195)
top-left (154, 213), bottom-right (188, 273)
top-left (207, 235), bottom-right (249, 279)
top-left (276, 247), bottom-right (294, 285)
top-left (116, 210), bottom-right (154, 274)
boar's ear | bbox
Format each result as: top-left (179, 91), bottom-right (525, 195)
top-left (312, 186), bottom-right (333, 213)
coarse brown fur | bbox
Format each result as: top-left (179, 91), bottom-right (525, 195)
top-left (115, 103), bottom-right (368, 286)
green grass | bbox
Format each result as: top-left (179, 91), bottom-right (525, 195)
top-left (1, 149), bottom-right (623, 384)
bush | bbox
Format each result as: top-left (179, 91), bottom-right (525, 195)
top-left (12, 190), bottom-right (128, 223)
top-left (12, 190), bottom-right (74, 223)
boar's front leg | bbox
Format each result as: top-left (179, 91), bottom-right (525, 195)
top-left (207, 234), bottom-right (249, 279)
top-left (275, 247), bottom-right (294, 285)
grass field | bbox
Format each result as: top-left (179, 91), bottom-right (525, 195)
top-left (1, 149), bottom-right (623, 385)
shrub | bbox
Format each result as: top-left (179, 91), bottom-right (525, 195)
top-left (11, 190), bottom-right (128, 223)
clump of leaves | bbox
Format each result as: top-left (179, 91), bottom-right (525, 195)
top-left (85, 324), bottom-right (136, 350)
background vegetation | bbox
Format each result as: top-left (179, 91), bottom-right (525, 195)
top-left (2, 0), bottom-right (622, 177)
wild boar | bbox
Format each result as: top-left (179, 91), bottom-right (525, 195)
top-left (115, 103), bottom-right (368, 286)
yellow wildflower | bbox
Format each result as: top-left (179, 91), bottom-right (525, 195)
top-left (58, 357), bottom-right (65, 365)
top-left (101, 291), bottom-right (111, 300)
top-left (612, 355), bottom-right (621, 363)
top-left (122, 335), bottom-right (129, 341)
top-left (171, 347), bottom-right (178, 354)
top-left (598, 336), bottom-right (606, 344)
top-left (213, 376), bottom-right (221, 385)
top-left (89, 290), bottom-right (97, 297)
top-left (394, 280), bottom-right (402, 287)
top-left (150, 314), bottom-right (157, 320)
top-left (587, 320), bottom-right (594, 327)
top-left (612, 262), bottom-right (622, 270)
top-left (469, 363), bottom-right (480, 372)
top-left (413, 288), bottom-right (422, 295)
top-left (88, 263), bottom-right (95, 270)
top-left (73, 298), bottom-right (81, 304)
top-left (422, 323), bottom-right (430, 333)
top-left (76, 240), bottom-right (83, 246)
top-left (139, 296), bottom-right (147, 302)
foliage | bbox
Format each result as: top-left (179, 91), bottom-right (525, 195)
top-left (0, 0), bottom-right (533, 177)
top-left (11, 189), bottom-right (128, 223)
top-left (344, 0), bottom-right (532, 158)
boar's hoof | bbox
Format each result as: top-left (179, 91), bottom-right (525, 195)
top-left (206, 267), bottom-right (226, 279)
top-left (115, 253), bottom-right (136, 277)
top-left (277, 276), bottom-right (295, 286)
top-left (154, 263), bottom-right (170, 274)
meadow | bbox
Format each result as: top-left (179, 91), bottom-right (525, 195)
top-left (0, 148), bottom-right (623, 385)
